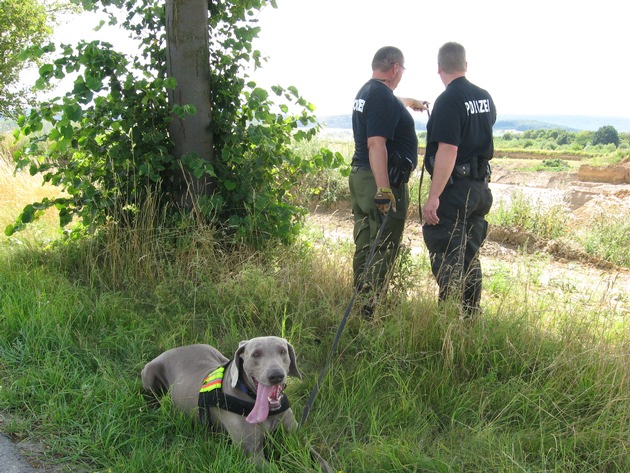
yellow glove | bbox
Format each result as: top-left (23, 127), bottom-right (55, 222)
top-left (374, 187), bottom-right (396, 214)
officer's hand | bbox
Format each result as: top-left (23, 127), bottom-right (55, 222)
top-left (374, 187), bottom-right (396, 214)
top-left (399, 97), bottom-right (430, 112)
top-left (422, 196), bottom-right (440, 225)
top-left (411, 100), bottom-right (430, 112)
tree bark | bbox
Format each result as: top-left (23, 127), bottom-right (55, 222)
top-left (165, 0), bottom-right (214, 208)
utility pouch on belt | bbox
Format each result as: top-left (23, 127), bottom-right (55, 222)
top-left (388, 152), bottom-right (414, 189)
top-left (452, 163), bottom-right (472, 178)
top-left (427, 156), bottom-right (466, 184)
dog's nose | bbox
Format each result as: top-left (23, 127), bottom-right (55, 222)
top-left (267, 369), bottom-right (285, 385)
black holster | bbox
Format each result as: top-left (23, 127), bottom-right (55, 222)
top-left (389, 152), bottom-right (414, 189)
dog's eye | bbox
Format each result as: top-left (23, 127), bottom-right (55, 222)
top-left (251, 351), bottom-right (262, 358)
top-left (279, 348), bottom-right (287, 355)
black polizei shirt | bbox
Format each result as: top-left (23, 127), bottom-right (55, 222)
top-left (425, 76), bottom-right (496, 170)
top-left (352, 79), bottom-right (418, 169)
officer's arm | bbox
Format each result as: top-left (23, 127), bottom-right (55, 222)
top-left (422, 142), bottom-right (457, 225)
top-left (429, 142), bottom-right (457, 199)
top-left (367, 136), bottom-right (390, 188)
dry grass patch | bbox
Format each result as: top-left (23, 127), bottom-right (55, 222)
top-left (1, 136), bottom-right (65, 241)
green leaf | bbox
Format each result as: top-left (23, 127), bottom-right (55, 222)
top-left (251, 88), bottom-right (269, 101)
top-left (19, 45), bottom-right (43, 61)
top-left (72, 80), bottom-right (87, 93)
top-left (35, 78), bottom-right (49, 91)
top-left (64, 104), bottom-right (83, 122)
top-left (39, 64), bottom-right (54, 79)
top-left (172, 104), bottom-right (197, 119)
top-left (20, 205), bottom-right (36, 224)
top-left (164, 77), bottom-right (178, 90)
top-left (85, 75), bottom-right (103, 91)
top-left (59, 208), bottom-right (72, 227)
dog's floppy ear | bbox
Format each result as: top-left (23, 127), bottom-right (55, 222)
top-left (286, 341), bottom-right (302, 379)
top-left (228, 340), bottom-right (248, 388)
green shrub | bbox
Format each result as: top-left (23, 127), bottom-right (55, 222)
top-left (488, 190), bottom-right (568, 240)
top-left (535, 158), bottom-right (570, 172)
top-left (578, 214), bottom-right (630, 267)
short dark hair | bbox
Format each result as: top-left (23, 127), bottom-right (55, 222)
top-left (438, 42), bottom-right (466, 74)
top-left (372, 46), bottom-right (404, 72)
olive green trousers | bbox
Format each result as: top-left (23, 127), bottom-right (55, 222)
top-left (348, 167), bottom-right (409, 296)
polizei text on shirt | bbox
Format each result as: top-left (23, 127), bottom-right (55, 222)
top-left (465, 99), bottom-right (491, 115)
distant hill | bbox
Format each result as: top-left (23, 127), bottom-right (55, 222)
top-left (4, 114), bottom-right (630, 136)
top-left (496, 115), bottom-right (630, 133)
top-left (317, 114), bottom-right (630, 133)
top-left (493, 119), bottom-right (577, 132)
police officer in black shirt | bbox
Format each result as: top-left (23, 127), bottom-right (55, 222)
top-left (421, 42), bottom-right (496, 318)
top-left (350, 46), bottom-right (428, 317)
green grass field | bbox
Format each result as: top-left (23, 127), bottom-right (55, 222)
top-left (1, 137), bottom-right (628, 472)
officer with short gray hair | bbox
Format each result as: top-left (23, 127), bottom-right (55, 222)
top-left (350, 45), bottom-right (428, 317)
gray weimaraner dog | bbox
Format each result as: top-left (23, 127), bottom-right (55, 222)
top-left (141, 336), bottom-right (301, 464)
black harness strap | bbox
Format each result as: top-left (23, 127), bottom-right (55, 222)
top-left (419, 106), bottom-right (430, 224)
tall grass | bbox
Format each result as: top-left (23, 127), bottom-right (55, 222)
top-left (1, 138), bottom-right (628, 472)
top-left (2, 209), bottom-right (628, 471)
top-left (488, 189), bottom-right (569, 241)
top-left (575, 206), bottom-right (630, 267)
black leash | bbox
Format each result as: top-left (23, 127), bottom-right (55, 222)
top-left (300, 210), bottom-right (391, 425)
top-left (418, 104), bottom-right (431, 224)
top-left (418, 162), bottom-right (426, 224)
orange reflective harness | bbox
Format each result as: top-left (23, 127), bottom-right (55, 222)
top-left (197, 361), bottom-right (290, 423)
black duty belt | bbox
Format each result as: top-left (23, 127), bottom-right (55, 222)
top-left (452, 174), bottom-right (490, 183)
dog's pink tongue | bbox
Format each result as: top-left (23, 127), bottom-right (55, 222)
top-left (246, 384), bottom-right (272, 424)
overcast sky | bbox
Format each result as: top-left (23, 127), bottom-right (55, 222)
top-left (45, 0), bottom-right (628, 119)
top-left (251, 0), bottom-right (628, 118)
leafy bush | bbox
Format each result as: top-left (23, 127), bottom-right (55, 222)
top-left (579, 213), bottom-right (630, 267)
top-left (535, 158), bottom-right (570, 172)
top-left (488, 190), bottom-right (568, 240)
top-left (8, 0), bottom-right (344, 245)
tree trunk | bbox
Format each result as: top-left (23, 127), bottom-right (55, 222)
top-left (165, 0), bottom-right (214, 209)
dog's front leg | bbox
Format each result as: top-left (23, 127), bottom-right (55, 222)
top-left (279, 408), bottom-right (298, 431)
top-left (239, 428), bottom-right (267, 467)
top-left (218, 411), bottom-right (268, 466)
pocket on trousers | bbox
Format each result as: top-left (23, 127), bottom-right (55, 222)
top-left (391, 184), bottom-right (409, 220)
top-left (422, 223), bottom-right (451, 254)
